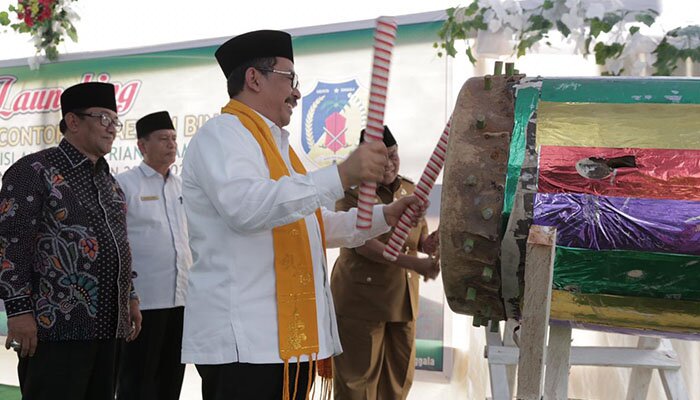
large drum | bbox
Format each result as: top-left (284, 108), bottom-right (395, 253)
top-left (440, 74), bottom-right (700, 339)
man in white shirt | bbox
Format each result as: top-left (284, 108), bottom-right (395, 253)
top-left (181, 30), bottom-right (426, 400)
top-left (115, 111), bottom-right (192, 400)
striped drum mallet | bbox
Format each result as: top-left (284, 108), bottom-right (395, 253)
top-left (383, 119), bottom-right (452, 261)
top-left (356, 16), bottom-right (398, 229)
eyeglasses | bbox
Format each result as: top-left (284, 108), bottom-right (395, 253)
top-left (257, 68), bottom-right (299, 90)
top-left (74, 112), bottom-right (123, 132)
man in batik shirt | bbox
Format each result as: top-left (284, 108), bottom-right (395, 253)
top-left (0, 82), bottom-right (141, 400)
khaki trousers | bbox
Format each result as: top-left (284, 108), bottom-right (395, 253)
top-left (333, 316), bottom-right (416, 400)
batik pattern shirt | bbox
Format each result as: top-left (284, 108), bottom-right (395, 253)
top-left (0, 139), bottom-right (133, 341)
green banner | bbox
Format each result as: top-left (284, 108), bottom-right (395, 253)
top-left (0, 384), bottom-right (20, 400)
top-left (415, 339), bottom-right (443, 371)
top-left (0, 311), bottom-right (6, 336)
top-left (541, 78), bottom-right (700, 104)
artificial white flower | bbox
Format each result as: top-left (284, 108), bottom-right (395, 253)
top-left (624, 32), bottom-right (658, 56)
top-left (503, 0), bottom-right (522, 15)
top-left (567, 31), bottom-right (588, 54)
top-left (503, 13), bottom-right (524, 31)
top-left (486, 0), bottom-right (508, 21)
top-left (604, 57), bottom-right (624, 75)
top-left (488, 17), bottom-right (503, 33)
top-left (564, 0), bottom-right (579, 9)
top-left (503, 26), bottom-right (516, 39)
top-left (598, 26), bottom-right (626, 46)
top-left (667, 35), bottom-right (700, 50)
top-left (585, 3), bottom-right (606, 19)
top-left (502, 0), bottom-right (518, 9)
top-left (454, 7), bottom-right (467, 24)
top-left (609, 0), bottom-right (625, 10)
top-left (629, 59), bottom-right (647, 76)
top-left (645, 52), bottom-right (658, 66)
top-left (561, 12), bottom-right (585, 31)
top-left (27, 56), bottom-right (41, 71)
top-left (33, 27), bottom-right (45, 46)
top-left (63, 5), bottom-right (81, 22)
top-left (483, 8), bottom-right (496, 25)
top-left (543, 1), bottom-right (568, 26)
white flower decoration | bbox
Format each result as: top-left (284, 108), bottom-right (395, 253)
top-left (567, 31), bottom-right (588, 54)
top-left (33, 27), bottom-right (45, 46)
top-left (27, 56), bottom-right (42, 71)
top-left (437, 0), bottom-right (692, 76)
top-left (585, 3), bottom-right (606, 20)
top-left (667, 35), bottom-right (700, 51)
top-left (488, 17), bottom-right (503, 33)
top-left (503, 14), bottom-right (524, 31)
top-left (454, 7), bottom-right (468, 24)
top-left (63, 5), bottom-right (80, 22)
top-left (629, 59), bottom-right (646, 76)
top-left (483, 8), bottom-right (496, 25)
top-left (645, 52), bottom-right (658, 66)
top-left (564, 0), bottom-right (581, 9)
top-left (561, 12), bottom-right (585, 31)
top-left (604, 57), bottom-right (624, 75)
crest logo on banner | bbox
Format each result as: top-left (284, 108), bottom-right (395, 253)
top-left (301, 80), bottom-right (366, 168)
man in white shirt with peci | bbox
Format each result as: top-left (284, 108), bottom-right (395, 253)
top-left (180, 30), bottom-right (427, 400)
top-left (115, 111), bottom-right (192, 400)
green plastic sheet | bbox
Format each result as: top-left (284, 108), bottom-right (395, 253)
top-left (553, 246), bottom-right (700, 301)
top-left (502, 86), bottom-right (538, 222)
top-left (504, 77), bottom-right (700, 304)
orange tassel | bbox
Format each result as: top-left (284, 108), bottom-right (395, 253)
top-left (283, 360), bottom-right (290, 400)
top-left (292, 358), bottom-right (301, 400)
top-left (313, 357), bottom-right (333, 400)
top-left (306, 357), bottom-right (315, 400)
top-left (317, 357), bottom-right (332, 378)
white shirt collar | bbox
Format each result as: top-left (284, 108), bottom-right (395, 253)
top-left (253, 110), bottom-right (290, 143)
top-left (138, 161), bottom-right (170, 179)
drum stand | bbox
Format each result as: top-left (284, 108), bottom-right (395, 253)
top-left (483, 226), bottom-right (690, 400)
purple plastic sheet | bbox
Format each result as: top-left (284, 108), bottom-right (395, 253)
top-left (534, 193), bottom-right (700, 255)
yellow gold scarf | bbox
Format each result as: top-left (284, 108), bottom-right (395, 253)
top-left (222, 99), bottom-right (331, 400)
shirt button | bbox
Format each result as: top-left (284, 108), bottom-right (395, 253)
top-left (366, 276), bottom-right (372, 283)
top-left (407, 272), bottom-right (412, 278)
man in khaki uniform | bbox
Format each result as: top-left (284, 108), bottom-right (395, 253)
top-left (331, 126), bottom-right (440, 400)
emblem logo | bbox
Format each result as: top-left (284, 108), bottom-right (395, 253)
top-left (301, 80), bottom-right (366, 168)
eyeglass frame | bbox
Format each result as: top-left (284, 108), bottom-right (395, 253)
top-left (256, 68), bottom-right (299, 90)
top-left (73, 111), bottom-right (124, 132)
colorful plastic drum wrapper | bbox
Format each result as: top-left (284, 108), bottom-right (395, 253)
top-left (440, 76), bottom-right (700, 338)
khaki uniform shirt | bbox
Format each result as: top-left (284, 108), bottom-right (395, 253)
top-left (331, 177), bottom-right (428, 322)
